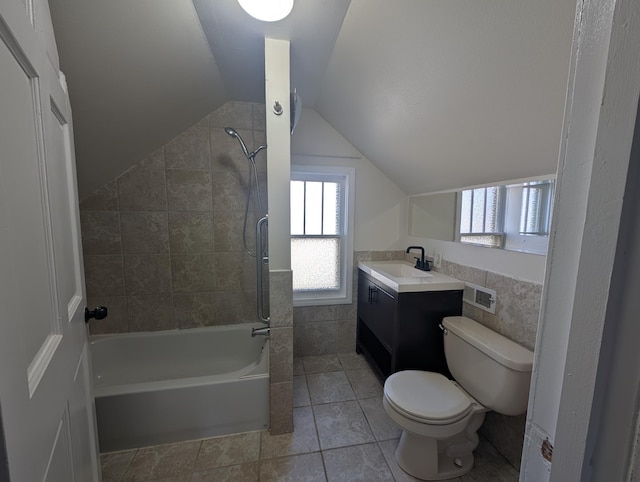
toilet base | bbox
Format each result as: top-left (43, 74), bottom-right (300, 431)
top-left (394, 428), bottom-right (477, 480)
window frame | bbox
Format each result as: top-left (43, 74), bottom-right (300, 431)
top-left (456, 177), bottom-right (555, 254)
top-left (290, 165), bottom-right (355, 306)
top-left (458, 185), bottom-right (506, 248)
top-left (503, 180), bottom-right (554, 254)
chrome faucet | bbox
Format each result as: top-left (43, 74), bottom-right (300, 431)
top-left (406, 246), bottom-right (430, 271)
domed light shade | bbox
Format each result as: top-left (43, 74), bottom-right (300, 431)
top-left (238, 0), bottom-right (294, 22)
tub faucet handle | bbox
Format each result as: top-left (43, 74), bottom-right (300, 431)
top-left (251, 327), bottom-right (270, 337)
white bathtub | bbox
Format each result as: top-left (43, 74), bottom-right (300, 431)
top-left (91, 324), bottom-right (269, 452)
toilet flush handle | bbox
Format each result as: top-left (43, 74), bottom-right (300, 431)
top-left (439, 323), bottom-right (448, 335)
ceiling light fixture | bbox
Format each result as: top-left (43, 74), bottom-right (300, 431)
top-left (237, 0), bottom-right (293, 22)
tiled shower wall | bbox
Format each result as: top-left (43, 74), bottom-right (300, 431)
top-left (80, 102), bottom-right (267, 334)
top-left (294, 250), bottom-right (542, 469)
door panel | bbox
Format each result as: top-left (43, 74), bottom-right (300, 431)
top-left (0, 31), bottom-right (59, 376)
top-left (0, 1), bottom-right (100, 480)
top-left (43, 411), bottom-right (74, 482)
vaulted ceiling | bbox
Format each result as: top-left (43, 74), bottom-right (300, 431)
top-left (49, 0), bottom-right (576, 200)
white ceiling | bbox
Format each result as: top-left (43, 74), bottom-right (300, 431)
top-left (50, 0), bottom-right (576, 199)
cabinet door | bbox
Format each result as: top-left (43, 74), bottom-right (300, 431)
top-left (358, 274), bottom-right (395, 350)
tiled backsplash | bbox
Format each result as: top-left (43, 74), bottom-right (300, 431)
top-left (80, 101), bottom-right (267, 334)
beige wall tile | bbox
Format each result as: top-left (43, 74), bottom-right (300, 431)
top-left (213, 290), bottom-right (256, 324)
top-left (270, 327), bottom-right (293, 383)
top-left (165, 117), bottom-right (210, 170)
top-left (293, 322), bottom-right (339, 357)
top-left (171, 253), bottom-right (216, 292)
top-left (336, 319), bottom-right (357, 354)
top-left (212, 170), bottom-right (248, 212)
top-left (485, 272), bottom-right (541, 350)
top-left (270, 381), bottom-right (294, 435)
top-left (127, 294), bottom-right (173, 332)
top-left (252, 103), bottom-right (266, 131)
top-left (168, 212), bottom-right (215, 253)
top-left (138, 147), bottom-right (165, 169)
top-left (212, 211), bottom-right (255, 253)
top-left (84, 255), bottom-right (125, 296)
top-left (80, 211), bottom-right (122, 255)
top-left (209, 101), bottom-right (253, 129)
top-left (441, 260), bottom-right (488, 286)
top-left (79, 180), bottom-right (118, 211)
top-left (80, 102), bottom-right (263, 334)
top-left (268, 270), bottom-right (293, 328)
top-left (123, 254), bottom-right (172, 294)
top-left (120, 212), bottom-right (169, 254)
top-left (117, 167), bottom-right (167, 212)
top-left (166, 169), bottom-right (213, 212)
top-left (213, 252), bottom-right (255, 291)
top-left (172, 292), bottom-right (216, 328)
top-left (293, 305), bottom-right (338, 323)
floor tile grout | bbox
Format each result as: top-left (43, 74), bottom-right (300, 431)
top-left (102, 353), bottom-right (517, 481)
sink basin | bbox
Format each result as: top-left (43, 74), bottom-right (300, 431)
top-left (371, 263), bottom-right (433, 280)
top-left (359, 261), bottom-right (464, 293)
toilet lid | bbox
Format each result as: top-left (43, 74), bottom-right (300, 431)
top-left (384, 371), bottom-right (472, 424)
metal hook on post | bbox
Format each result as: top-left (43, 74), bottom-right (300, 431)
top-left (273, 100), bottom-right (283, 116)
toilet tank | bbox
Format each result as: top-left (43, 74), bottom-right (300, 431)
top-left (442, 316), bottom-right (533, 416)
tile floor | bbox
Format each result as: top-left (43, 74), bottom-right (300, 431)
top-left (100, 353), bottom-right (520, 481)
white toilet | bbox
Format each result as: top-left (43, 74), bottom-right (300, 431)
top-left (383, 316), bottom-right (533, 480)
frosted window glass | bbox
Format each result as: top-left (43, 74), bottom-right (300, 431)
top-left (305, 182), bottom-right (322, 235)
top-left (471, 188), bottom-right (486, 232)
top-left (292, 238), bottom-right (340, 290)
top-left (461, 190), bottom-right (471, 233)
top-left (291, 181), bottom-right (305, 235)
top-left (485, 187), bottom-right (498, 231)
top-left (323, 182), bottom-right (340, 235)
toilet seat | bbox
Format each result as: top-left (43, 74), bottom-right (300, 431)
top-left (384, 371), bottom-right (472, 425)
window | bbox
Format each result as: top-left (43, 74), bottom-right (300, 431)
top-left (290, 165), bottom-right (355, 305)
top-left (459, 186), bottom-right (505, 248)
top-left (519, 181), bottom-right (553, 235)
top-left (458, 179), bottom-right (555, 254)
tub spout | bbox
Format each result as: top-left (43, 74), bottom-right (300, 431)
top-left (251, 327), bottom-right (270, 337)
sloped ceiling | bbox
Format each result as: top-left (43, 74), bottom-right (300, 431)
top-left (317, 0), bottom-right (576, 194)
top-left (49, 0), bottom-right (227, 199)
top-left (50, 0), bottom-right (576, 199)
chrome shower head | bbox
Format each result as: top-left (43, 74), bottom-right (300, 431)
top-left (224, 126), bottom-right (249, 158)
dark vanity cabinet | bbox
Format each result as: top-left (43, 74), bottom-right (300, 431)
top-left (356, 269), bottom-right (463, 380)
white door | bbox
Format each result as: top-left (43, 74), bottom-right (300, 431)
top-left (0, 1), bottom-right (100, 481)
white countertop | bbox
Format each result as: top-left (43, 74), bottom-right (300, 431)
top-left (358, 260), bottom-right (465, 293)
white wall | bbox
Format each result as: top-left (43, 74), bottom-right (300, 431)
top-left (265, 38), bottom-right (291, 270)
top-left (291, 109), bottom-right (407, 251)
top-left (406, 237), bottom-right (547, 284)
top-left (292, 108), bottom-right (549, 284)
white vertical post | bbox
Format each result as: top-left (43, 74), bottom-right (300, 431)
top-left (264, 38), bottom-right (291, 271)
